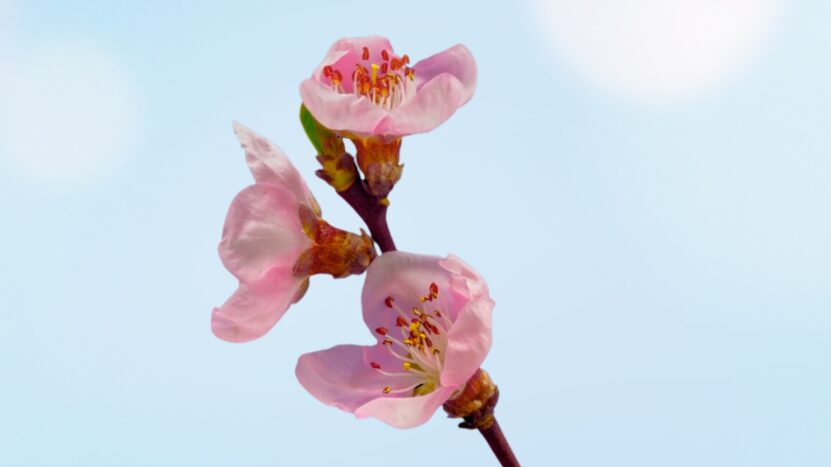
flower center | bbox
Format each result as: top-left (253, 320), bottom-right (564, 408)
top-left (370, 282), bottom-right (452, 396)
top-left (322, 46), bottom-right (416, 110)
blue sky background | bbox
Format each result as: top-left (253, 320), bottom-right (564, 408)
top-left (1, 0), bottom-right (829, 466)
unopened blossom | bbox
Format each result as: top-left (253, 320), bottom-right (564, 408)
top-left (296, 251), bottom-right (494, 428)
top-left (213, 122), bottom-right (376, 343)
top-left (299, 36), bottom-right (477, 197)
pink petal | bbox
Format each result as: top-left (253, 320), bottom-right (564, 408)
top-left (232, 121), bottom-right (317, 209)
top-left (370, 45), bottom-right (476, 135)
top-left (439, 296), bottom-right (494, 388)
top-left (354, 386), bottom-right (456, 429)
top-left (412, 44), bottom-right (477, 95)
top-left (299, 79), bottom-right (388, 135)
top-left (219, 184), bottom-right (312, 284)
top-left (362, 253), bottom-right (494, 392)
top-left (361, 252), bottom-right (461, 332)
top-left (212, 265), bottom-right (305, 343)
top-left (312, 36), bottom-right (395, 93)
top-left (296, 344), bottom-right (419, 413)
top-left (440, 254), bottom-right (491, 314)
top-left (373, 72), bottom-right (474, 136)
top-left (437, 255), bottom-right (494, 386)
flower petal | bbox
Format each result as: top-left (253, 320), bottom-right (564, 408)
top-left (212, 265), bottom-right (305, 343)
top-left (232, 121), bottom-right (317, 209)
top-left (439, 295), bottom-right (494, 388)
top-left (296, 344), bottom-right (418, 413)
top-left (219, 184), bottom-right (312, 284)
top-left (354, 385), bottom-right (455, 429)
top-left (412, 44), bottom-right (477, 96)
top-left (440, 254), bottom-right (491, 319)
top-left (361, 252), bottom-right (460, 332)
top-left (312, 36), bottom-right (395, 92)
top-left (299, 79), bottom-right (388, 135)
top-left (373, 72), bottom-right (474, 136)
top-left (437, 255), bottom-right (494, 387)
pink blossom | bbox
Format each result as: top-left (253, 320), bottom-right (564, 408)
top-left (212, 122), bottom-right (374, 343)
top-left (296, 251), bottom-right (494, 428)
top-left (300, 36), bottom-right (477, 137)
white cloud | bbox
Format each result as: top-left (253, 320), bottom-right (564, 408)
top-left (528, 0), bottom-right (780, 102)
top-left (0, 41), bottom-right (139, 188)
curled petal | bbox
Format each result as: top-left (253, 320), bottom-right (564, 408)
top-left (375, 72), bottom-right (475, 136)
top-left (212, 266), bottom-right (306, 343)
top-left (219, 184), bottom-right (312, 284)
top-left (440, 254), bottom-right (491, 310)
top-left (412, 44), bottom-right (477, 94)
top-left (439, 296), bottom-right (494, 388)
top-left (233, 121), bottom-right (318, 210)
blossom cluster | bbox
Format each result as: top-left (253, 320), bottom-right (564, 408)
top-left (213, 36), bottom-right (495, 429)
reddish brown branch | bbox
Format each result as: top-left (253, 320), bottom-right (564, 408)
top-left (479, 418), bottom-right (520, 467)
top-left (335, 181), bottom-right (397, 253)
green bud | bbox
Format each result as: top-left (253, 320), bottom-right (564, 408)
top-left (299, 104), bottom-right (345, 157)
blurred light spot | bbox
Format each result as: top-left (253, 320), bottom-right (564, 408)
top-left (529, 0), bottom-right (780, 102)
top-left (0, 42), bottom-right (139, 189)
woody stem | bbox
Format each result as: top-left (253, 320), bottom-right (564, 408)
top-left (337, 181), bottom-right (397, 253)
top-left (479, 419), bottom-right (520, 467)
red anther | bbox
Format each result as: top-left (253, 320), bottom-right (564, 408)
top-left (396, 316), bottom-right (407, 327)
top-left (375, 327), bottom-right (388, 335)
top-left (383, 339), bottom-right (392, 346)
top-left (411, 318), bottom-right (420, 323)
top-left (380, 63), bottom-right (388, 75)
top-left (435, 310), bottom-right (442, 318)
top-left (384, 296), bottom-right (394, 308)
top-left (370, 361), bottom-right (381, 369)
top-left (425, 337), bottom-right (433, 347)
top-left (323, 65), bottom-right (333, 77)
top-left (381, 49), bottom-right (389, 61)
top-left (333, 70), bottom-right (343, 81)
top-left (390, 58), bottom-right (401, 70)
top-left (429, 282), bottom-right (439, 296)
top-left (402, 54), bottom-right (410, 65)
top-left (362, 47), bottom-right (370, 60)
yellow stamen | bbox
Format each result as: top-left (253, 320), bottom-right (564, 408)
top-left (371, 64), bottom-right (379, 85)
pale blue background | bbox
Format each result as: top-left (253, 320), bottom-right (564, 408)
top-left (1, 1), bottom-right (830, 466)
